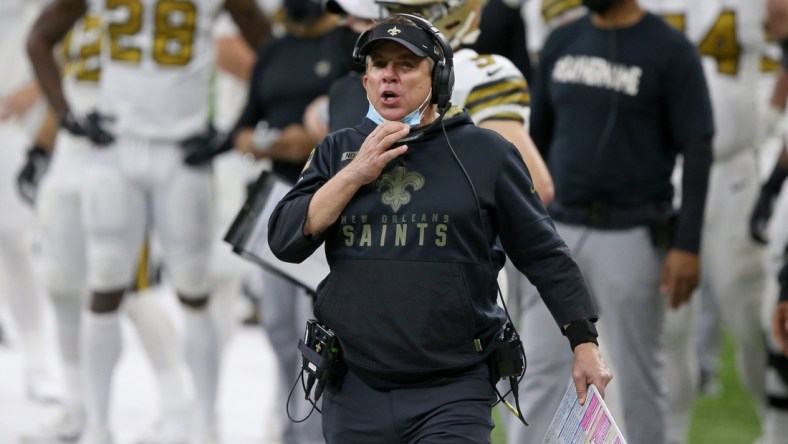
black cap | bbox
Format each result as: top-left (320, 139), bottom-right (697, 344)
top-left (357, 21), bottom-right (442, 62)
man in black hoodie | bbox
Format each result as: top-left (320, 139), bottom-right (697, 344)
top-left (268, 14), bottom-right (611, 443)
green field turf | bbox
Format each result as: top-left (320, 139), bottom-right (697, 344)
top-left (491, 331), bottom-right (762, 444)
top-left (689, 332), bottom-right (761, 444)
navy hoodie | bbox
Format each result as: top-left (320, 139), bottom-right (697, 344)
top-left (268, 108), bottom-right (596, 390)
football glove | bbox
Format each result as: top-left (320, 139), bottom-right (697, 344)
top-left (16, 145), bottom-right (51, 206)
top-left (60, 110), bottom-right (114, 146)
top-left (181, 125), bottom-right (233, 166)
top-left (750, 162), bottom-right (788, 244)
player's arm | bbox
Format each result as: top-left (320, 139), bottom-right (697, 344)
top-left (767, 0), bottom-right (788, 42)
top-left (224, 0), bottom-right (272, 50)
top-left (478, 119), bottom-right (554, 205)
top-left (216, 34), bottom-right (256, 81)
top-left (26, 0), bottom-right (86, 119)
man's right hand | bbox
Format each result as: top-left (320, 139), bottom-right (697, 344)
top-left (571, 342), bottom-right (613, 406)
top-left (60, 111), bottom-right (114, 146)
top-left (342, 121), bottom-right (410, 186)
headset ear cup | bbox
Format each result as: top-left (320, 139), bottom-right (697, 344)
top-left (352, 30), bottom-right (371, 66)
top-left (444, 67), bottom-right (455, 108)
top-left (432, 62), bottom-right (454, 110)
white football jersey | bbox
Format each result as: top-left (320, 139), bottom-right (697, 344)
top-left (452, 48), bottom-right (530, 126)
top-left (61, 14), bottom-right (103, 115)
top-left (642, 0), bottom-right (778, 159)
top-left (91, 0), bottom-right (224, 140)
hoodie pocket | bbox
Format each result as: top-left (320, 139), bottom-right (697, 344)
top-left (316, 260), bottom-right (478, 371)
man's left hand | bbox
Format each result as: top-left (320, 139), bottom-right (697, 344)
top-left (661, 249), bottom-right (700, 310)
top-left (571, 342), bottom-right (613, 405)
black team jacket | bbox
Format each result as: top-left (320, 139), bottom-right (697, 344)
top-left (268, 107), bottom-right (596, 390)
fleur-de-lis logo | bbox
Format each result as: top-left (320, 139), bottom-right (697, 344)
top-left (387, 26), bottom-right (401, 36)
top-left (375, 165), bottom-right (425, 212)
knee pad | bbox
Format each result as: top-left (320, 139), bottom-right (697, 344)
top-left (44, 265), bottom-right (86, 297)
top-left (88, 245), bottom-right (136, 293)
top-left (169, 253), bottom-right (211, 298)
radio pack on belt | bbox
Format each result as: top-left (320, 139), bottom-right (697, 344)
top-left (298, 319), bottom-right (346, 402)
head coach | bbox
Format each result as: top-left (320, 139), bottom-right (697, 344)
top-left (267, 14), bottom-right (612, 443)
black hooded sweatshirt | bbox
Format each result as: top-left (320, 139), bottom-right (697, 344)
top-left (268, 108), bottom-right (596, 390)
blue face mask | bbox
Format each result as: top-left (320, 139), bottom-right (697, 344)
top-left (365, 89), bottom-right (432, 127)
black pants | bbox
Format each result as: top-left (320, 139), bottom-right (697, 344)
top-left (321, 362), bottom-right (496, 443)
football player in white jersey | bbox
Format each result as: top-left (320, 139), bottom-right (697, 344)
top-left (20, 13), bottom-right (197, 443)
top-left (639, 1), bottom-right (780, 442)
top-left (376, 0), bottom-right (554, 204)
top-left (0, 0), bottom-right (61, 406)
top-left (523, 0), bottom-right (586, 61)
top-left (27, 0), bottom-right (269, 442)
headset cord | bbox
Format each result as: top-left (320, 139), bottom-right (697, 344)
top-left (440, 110), bottom-right (528, 425)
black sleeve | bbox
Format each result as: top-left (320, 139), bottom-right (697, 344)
top-left (663, 42), bottom-right (715, 145)
top-left (662, 43), bottom-right (714, 253)
top-left (236, 45), bottom-right (270, 129)
top-left (494, 146), bottom-right (597, 325)
top-left (674, 138), bottom-right (712, 253)
top-left (528, 49), bottom-right (554, 158)
top-left (268, 143), bottom-right (332, 263)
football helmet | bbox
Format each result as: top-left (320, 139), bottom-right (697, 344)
top-left (373, 0), bottom-right (486, 49)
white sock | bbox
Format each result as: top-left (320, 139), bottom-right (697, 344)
top-left (81, 311), bottom-right (122, 431)
top-left (0, 230), bottom-right (49, 374)
top-left (50, 294), bottom-right (83, 408)
top-left (124, 290), bottom-right (190, 417)
top-left (209, 275), bottom-right (239, 349)
top-left (182, 306), bottom-right (220, 431)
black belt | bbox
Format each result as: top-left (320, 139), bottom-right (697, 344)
top-left (548, 200), bottom-right (673, 229)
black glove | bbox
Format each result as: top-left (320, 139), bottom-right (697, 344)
top-left (16, 145), bottom-right (51, 206)
top-left (750, 162), bottom-right (788, 244)
top-left (181, 125), bottom-right (233, 166)
top-left (60, 110), bottom-right (114, 146)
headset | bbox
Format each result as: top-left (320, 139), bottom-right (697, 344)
top-left (352, 13), bottom-right (455, 111)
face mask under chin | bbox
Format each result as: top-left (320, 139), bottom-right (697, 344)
top-left (366, 89), bottom-right (433, 127)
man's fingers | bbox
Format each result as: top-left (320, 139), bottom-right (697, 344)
top-left (380, 145), bottom-right (408, 163)
top-left (574, 379), bottom-right (588, 406)
top-left (378, 125), bottom-right (410, 148)
top-left (594, 382), bottom-right (606, 400)
top-left (362, 123), bottom-right (408, 153)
